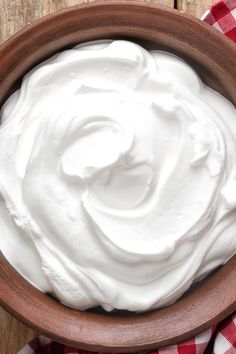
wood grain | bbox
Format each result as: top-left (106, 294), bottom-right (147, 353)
top-left (177, 0), bottom-right (215, 18)
top-left (0, 309), bottom-right (37, 354)
top-left (0, 1), bottom-right (213, 353)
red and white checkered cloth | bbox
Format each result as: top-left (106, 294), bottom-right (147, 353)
top-left (18, 1), bottom-right (236, 354)
top-left (202, 0), bottom-right (236, 41)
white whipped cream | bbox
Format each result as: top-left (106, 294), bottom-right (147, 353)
top-left (0, 40), bottom-right (236, 312)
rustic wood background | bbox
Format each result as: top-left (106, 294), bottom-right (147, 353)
top-left (0, 0), bottom-right (214, 353)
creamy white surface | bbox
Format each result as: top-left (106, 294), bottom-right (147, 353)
top-left (0, 40), bottom-right (236, 312)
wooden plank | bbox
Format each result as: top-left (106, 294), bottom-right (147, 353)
top-left (177, 0), bottom-right (215, 18)
top-left (0, 308), bottom-right (37, 354)
top-left (0, 0), bottom-right (171, 353)
top-left (0, 0), bottom-right (85, 43)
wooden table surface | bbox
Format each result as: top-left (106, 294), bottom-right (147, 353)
top-left (0, 0), bottom-right (214, 353)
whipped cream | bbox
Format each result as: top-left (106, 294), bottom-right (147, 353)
top-left (0, 40), bottom-right (236, 312)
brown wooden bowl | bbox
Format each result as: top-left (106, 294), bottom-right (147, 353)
top-left (0, 1), bottom-right (236, 352)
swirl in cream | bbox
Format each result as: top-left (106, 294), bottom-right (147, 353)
top-left (0, 40), bottom-right (236, 312)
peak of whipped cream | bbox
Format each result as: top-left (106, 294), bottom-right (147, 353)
top-left (0, 40), bottom-right (236, 312)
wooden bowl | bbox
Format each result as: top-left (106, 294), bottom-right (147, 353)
top-left (0, 1), bottom-right (236, 352)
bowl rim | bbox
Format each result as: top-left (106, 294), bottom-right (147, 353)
top-left (0, 1), bottom-right (236, 352)
top-left (1, 252), bottom-right (236, 352)
top-left (0, 0), bottom-right (235, 106)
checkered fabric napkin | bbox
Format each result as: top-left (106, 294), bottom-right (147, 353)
top-left (202, 0), bottom-right (236, 41)
top-left (17, 1), bottom-right (236, 354)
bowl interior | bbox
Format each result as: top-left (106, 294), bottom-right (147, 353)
top-left (0, 1), bottom-right (236, 352)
